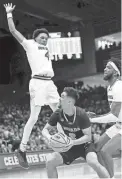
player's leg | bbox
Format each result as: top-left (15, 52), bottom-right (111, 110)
top-left (85, 142), bottom-right (110, 178)
top-left (100, 133), bottom-right (121, 178)
top-left (96, 124), bottom-right (120, 151)
top-left (47, 145), bottom-right (84, 178)
top-left (95, 132), bottom-right (110, 167)
top-left (17, 79), bottom-right (45, 168)
top-left (48, 80), bottom-right (60, 112)
top-left (17, 99), bottom-right (41, 168)
top-left (20, 79), bottom-right (47, 150)
top-left (95, 133), bottom-right (110, 152)
top-left (96, 125), bottom-right (120, 176)
top-left (20, 100), bottom-right (41, 150)
top-left (46, 146), bottom-right (79, 178)
top-left (46, 152), bottom-right (63, 178)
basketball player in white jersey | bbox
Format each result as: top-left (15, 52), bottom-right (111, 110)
top-left (90, 58), bottom-right (122, 178)
top-left (4, 3), bottom-right (60, 169)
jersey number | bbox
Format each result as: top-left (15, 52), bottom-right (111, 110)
top-left (45, 51), bottom-right (49, 60)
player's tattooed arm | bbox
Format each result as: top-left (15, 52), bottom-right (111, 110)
top-left (4, 3), bottom-right (25, 43)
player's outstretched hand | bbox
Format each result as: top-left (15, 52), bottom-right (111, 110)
top-left (87, 111), bottom-right (97, 118)
top-left (3, 3), bottom-right (16, 13)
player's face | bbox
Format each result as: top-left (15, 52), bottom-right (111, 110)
top-left (35, 33), bottom-right (49, 46)
top-left (104, 62), bottom-right (115, 80)
top-left (60, 92), bottom-right (74, 109)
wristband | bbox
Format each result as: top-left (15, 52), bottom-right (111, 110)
top-left (7, 13), bottom-right (13, 19)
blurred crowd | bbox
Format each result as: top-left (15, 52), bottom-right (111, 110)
top-left (97, 41), bottom-right (121, 51)
top-left (96, 41), bottom-right (121, 73)
top-left (0, 83), bottom-right (114, 154)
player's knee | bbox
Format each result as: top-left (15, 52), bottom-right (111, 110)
top-left (46, 152), bottom-right (63, 168)
top-left (86, 152), bottom-right (98, 168)
top-left (101, 145), bottom-right (110, 156)
top-left (95, 142), bottom-right (102, 152)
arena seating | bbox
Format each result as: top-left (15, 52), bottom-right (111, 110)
top-left (0, 84), bottom-right (113, 153)
top-left (0, 42), bottom-right (120, 153)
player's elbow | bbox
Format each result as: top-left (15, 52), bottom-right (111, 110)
top-left (10, 29), bottom-right (17, 36)
top-left (8, 25), bottom-right (16, 33)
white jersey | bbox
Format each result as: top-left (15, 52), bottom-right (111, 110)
top-left (20, 38), bottom-right (54, 77)
top-left (107, 80), bottom-right (122, 122)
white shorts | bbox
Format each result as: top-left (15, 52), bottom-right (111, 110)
top-left (29, 78), bottom-right (60, 106)
top-left (105, 123), bottom-right (121, 139)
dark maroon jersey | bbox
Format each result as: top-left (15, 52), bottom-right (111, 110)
top-left (48, 106), bottom-right (91, 139)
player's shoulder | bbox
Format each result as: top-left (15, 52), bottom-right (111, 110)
top-left (114, 80), bottom-right (122, 89)
top-left (23, 39), bottom-right (35, 45)
top-left (76, 107), bottom-right (90, 125)
top-left (27, 39), bottom-right (35, 43)
top-left (116, 80), bottom-right (122, 86)
top-left (76, 106), bottom-right (87, 117)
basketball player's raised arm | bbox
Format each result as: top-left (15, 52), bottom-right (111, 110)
top-left (42, 111), bottom-right (59, 140)
top-left (90, 83), bottom-right (122, 123)
top-left (4, 3), bottom-right (25, 44)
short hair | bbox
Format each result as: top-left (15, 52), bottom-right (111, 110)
top-left (63, 87), bottom-right (79, 102)
top-left (32, 28), bottom-right (49, 39)
top-left (109, 57), bottom-right (121, 75)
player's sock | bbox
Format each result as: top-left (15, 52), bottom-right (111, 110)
top-left (20, 143), bottom-right (27, 152)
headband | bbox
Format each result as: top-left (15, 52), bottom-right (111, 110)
top-left (108, 61), bottom-right (120, 76)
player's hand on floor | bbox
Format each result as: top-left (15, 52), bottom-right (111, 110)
top-left (3, 3), bottom-right (16, 13)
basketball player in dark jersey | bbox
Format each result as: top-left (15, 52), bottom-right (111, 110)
top-left (42, 87), bottom-right (110, 178)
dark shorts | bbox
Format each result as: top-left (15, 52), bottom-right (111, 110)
top-left (60, 142), bottom-right (96, 165)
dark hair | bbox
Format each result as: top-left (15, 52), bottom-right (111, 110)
top-left (109, 57), bottom-right (121, 75)
top-left (32, 28), bottom-right (49, 39)
top-left (63, 87), bottom-right (79, 102)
